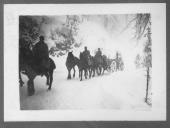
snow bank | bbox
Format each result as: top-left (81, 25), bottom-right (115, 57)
top-left (20, 58), bottom-right (151, 110)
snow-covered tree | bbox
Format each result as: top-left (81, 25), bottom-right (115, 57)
top-left (143, 21), bottom-right (152, 105)
top-left (135, 14), bottom-right (152, 105)
top-left (19, 16), bottom-right (82, 57)
top-left (143, 26), bottom-right (152, 68)
top-left (122, 14), bottom-right (152, 105)
top-left (114, 51), bottom-right (124, 71)
top-left (49, 15), bottom-right (82, 56)
top-left (19, 16), bottom-right (40, 47)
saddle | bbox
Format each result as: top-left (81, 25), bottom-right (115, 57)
top-left (33, 58), bottom-right (50, 75)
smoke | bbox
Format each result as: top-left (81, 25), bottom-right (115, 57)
top-left (32, 16), bottom-right (67, 49)
top-left (33, 15), bottom-right (145, 70)
top-left (75, 14), bottom-right (144, 70)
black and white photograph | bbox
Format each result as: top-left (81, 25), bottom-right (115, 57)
top-left (19, 14), bottom-right (153, 110)
top-left (4, 4), bottom-right (166, 121)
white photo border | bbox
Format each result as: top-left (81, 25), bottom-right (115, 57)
top-left (4, 3), bottom-right (166, 121)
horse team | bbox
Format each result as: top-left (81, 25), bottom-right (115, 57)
top-left (19, 38), bottom-right (122, 96)
top-left (66, 49), bottom-right (114, 81)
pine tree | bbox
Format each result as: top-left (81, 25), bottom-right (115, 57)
top-left (19, 16), bottom-right (40, 46)
top-left (123, 14), bottom-right (152, 105)
top-left (49, 15), bottom-right (81, 57)
top-left (143, 24), bottom-right (152, 105)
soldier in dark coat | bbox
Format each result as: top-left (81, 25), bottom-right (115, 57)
top-left (83, 46), bottom-right (90, 57)
top-left (33, 36), bottom-right (50, 72)
top-left (96, 48), bottom-right (102, 57)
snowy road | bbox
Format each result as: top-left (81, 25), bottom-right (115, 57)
top-left (20, 57), bottom-right (150, 110)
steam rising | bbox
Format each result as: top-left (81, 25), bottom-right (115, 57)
top-left (36, 15), bottom-right (145, 70)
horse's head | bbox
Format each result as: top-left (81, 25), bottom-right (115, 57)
top-left (68, 51), bottom-right (74, 59)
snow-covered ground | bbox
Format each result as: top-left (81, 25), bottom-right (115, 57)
top-left (20, 56), bottom-right (151, 110)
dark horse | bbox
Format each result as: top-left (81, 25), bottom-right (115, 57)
top-left (88, 55), bottom-right (96, 78)
top-left (101, 55), bottom-right (109, 74)
top-left (19, 39), bottom-right (56, 96)
top-left (66, 51), bottom-right (80, 79)
top-left (94, 54), bottom-right (103, 75)
top-left (79, 52), bottom-right (91, 81)
top-left (93, 54), bottom-right (109, 75)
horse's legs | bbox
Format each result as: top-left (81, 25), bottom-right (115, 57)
top-left (98, 67), bottom-right (100, 75)
top-left (27, 78), bottom-right (35, 96)
top-left (24, 65), bottom-right (36, 96)
top-left (79, 69), bottom-right (81, 78)
top-left (89, 68), bottom-right (91, 78)
top-left (73, 67), bottom-right (76, 78)
top-left (102, 68), bottom-right (104, 74)
top-left (92, 68), bottom-right (95, 77)
top-left (85, 69), bottom-right (87, 79)
top-left (92, 67), bottom-right (95, 77)
top-left (89, 68), bottom-right (92, 78)
top-left (96, 67), bottom-right (98, 75)
top-left (99, 66), bottom-right (102, 75)
top-left (102, 67), bottom-right (105, 74)
top-left (86, 69), bottom-right (88, 77)
top-left (45, 72), bottom-right (50, 86)
top-left (97, 67), bottom-right (100, 75)
top-left (89, 67), bottom-right (93, 78)
top-left (67, 68), bottom-right (71, 79)
top-left (80, 69), bottom-right (82, 81)
top-left (100, 66), bottom-right (102, 75)
top-left (48, 70), bottom-right (53, 90)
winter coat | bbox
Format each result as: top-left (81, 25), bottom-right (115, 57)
top-left (96, 50), bottom-right (102, 57)
top-left (33, 41), bottom-right (49, 69)
top-left (83, 50), bottom-right (90, 57)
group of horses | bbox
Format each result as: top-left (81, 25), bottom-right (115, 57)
top-left (19, 38), bottom-right (123, 96)
top-left (66, 51), bottom-right (114, 81)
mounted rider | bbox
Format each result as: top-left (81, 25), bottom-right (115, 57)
top-left (95, 48), bottom-right (102, 57)
top-left (33, 36), bottom-right (50, 73)
top-left (83, 46), bottom-right (90, 58)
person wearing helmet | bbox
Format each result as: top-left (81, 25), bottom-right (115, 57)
top-left (33, 36), bottom-right (50, 72)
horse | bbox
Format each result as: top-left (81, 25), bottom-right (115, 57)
top-left (19, 39), bottom-right (56, 96)
top-left (94, 54), bottom-right (104, 75)
top-left (65, 51), bottom-right (80, 79)
top-left (101, 55), bottom-right (109, 74)
top-left (87, 55), bottom-right (96, 78)
top-left (79, 52), bottom-right (91, 81)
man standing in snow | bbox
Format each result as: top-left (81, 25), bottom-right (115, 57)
top-left (33, 36), bottom-right (50, 73)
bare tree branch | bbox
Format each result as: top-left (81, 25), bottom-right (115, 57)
top-left (119, 16), bottom-right (137, 34)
